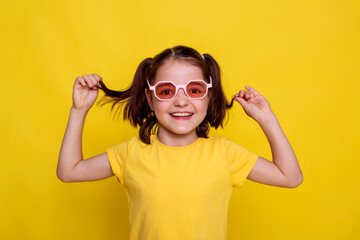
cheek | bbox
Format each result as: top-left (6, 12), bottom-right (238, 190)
top-left (153, 102), bottom-right (170, 113)
top-left (196, 101), bottom-right (209, 114)
top-left (203, 97), bottom-right (210, 110)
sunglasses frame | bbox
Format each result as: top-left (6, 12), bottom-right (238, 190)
top-left (147, 76), bottom-right (212, 101)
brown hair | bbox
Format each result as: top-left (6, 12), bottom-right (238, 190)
top-left (97, 45), bottom-right (234, 144)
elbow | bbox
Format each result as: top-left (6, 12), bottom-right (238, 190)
top-left (58, 176), bottom-right (71, 183)
top-left (56, 169), bottom-right (72, 183)
top-left (288, 174), bottom-right (303, 188)
top-left (57, 174), bottom-right (69, 183)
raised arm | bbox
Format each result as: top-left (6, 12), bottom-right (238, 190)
top-left (234, 86), bottom-right (303, 188)
top-left (57, 74), bottom-right (113, 182)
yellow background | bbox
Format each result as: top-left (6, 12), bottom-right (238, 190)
top-left (1, 0), bottom-right (359, 239)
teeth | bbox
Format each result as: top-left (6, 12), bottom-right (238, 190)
top-left (171, 113), bottom-right (192, 117)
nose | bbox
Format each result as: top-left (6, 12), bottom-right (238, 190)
top-left (173, 88), bottom-right (189, 106)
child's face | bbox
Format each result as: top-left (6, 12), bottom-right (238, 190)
top-left (145, 59), bottom-right (210, 140)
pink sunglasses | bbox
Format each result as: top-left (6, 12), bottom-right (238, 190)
top-left (147, 77), bottom-right (212, 101)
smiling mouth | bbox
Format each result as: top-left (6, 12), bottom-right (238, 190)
top-left (170, 112), bottom-right (193, 117)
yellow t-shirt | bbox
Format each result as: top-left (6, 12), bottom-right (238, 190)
top-left (107, 135), bottom-right (258, 240)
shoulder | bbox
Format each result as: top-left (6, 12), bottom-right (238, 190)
top-left (205, 135), bottom-right (234, 145)
top-left (206, 136), bottom-right (254, 155)
top-left (200, 136), bottom-right (232, 151)
top-left (205, 135), bottom-right (228, 141)
top-left (108, 136), bottom-right (148, 151)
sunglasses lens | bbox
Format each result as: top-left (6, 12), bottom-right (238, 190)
top-left (155, 82), bottom-right (176, 99)
top-left (186, 81), bottom-right (207, 98)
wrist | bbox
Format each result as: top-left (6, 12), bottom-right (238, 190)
top-left (70, 105), bottom-right (89, 115)
top-left (257, 112), bottom-right (278, 127)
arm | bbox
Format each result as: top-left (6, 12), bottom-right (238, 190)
top-left (234, 86), bottom-right (303, 188)
top-left (57, 74), bottom-right (113, 182)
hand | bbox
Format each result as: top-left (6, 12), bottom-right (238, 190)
top-left (234, 86), bottom-right (274, 123)
top-left (72, 73), bottom-right (102, 112)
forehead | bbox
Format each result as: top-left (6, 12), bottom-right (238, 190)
top-left (154, 60), bottom-right (204, 84)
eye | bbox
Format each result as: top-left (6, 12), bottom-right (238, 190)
top-left (160, 89), bottom-right (172, 95)
top-left (156, 83), bottom-right (175, 96)
top-left (190, 88), bottom-right (202, 94)
top-left (187, 82), bottom-right (206, 96)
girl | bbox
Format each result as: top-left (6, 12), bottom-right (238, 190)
top-left (57, 45), bottom-right (303, 240)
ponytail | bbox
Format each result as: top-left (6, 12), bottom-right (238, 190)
top-left (97, 57), bottom-right (157, 144)
top-left (202, 54), bottom-right (233, 129)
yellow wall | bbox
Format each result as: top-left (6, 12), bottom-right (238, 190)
top-left (1, 0), bottom-right (359, 239)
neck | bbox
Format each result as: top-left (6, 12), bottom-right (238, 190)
top-left (156, 129), bottom-right (198, 147)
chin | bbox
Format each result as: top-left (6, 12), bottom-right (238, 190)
top-left (160, 125), bottom-right (198, 136)
top-left (172, 129), bottom-right (196, 136)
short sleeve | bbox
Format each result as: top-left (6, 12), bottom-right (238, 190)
top-left (107, 141), bottom-right (129, 184)
top-left (225, 137), bottom-right (259, 188)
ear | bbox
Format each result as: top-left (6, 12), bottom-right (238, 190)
top-left (145, 88), bottom-right (154, 111)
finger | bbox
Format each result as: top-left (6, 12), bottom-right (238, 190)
top-left (82, 74), bottom-right (94, 88)
top-left (235, 95), bottom-right (248, 108)
top-left (239, 90), bottom-right (246, 98)
top-left (245, 85), bottom-right (260, 97)
top-left (245, 91), bottom-right (252, 99)
top-left (76, 77), bottom-right (86, 87)
top-left (88, 74), bottom-right (98, 88)
top-left (234, 91), bottom-right (242, 98)
top-left (88, 74), bottom-right (97, 88)
top-left (92, 73), bottom-right (102, 82)
top-left (94, 74), bottom-right (102, 87)
top-left (248, 91), bottom-right (256, 99)
top-left (90, 74), bottom-right (102, 88)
